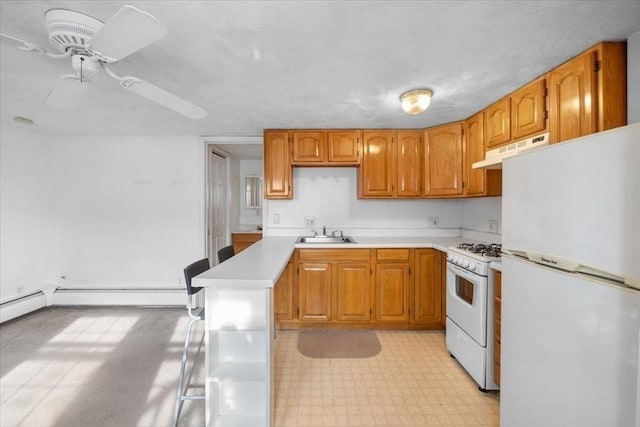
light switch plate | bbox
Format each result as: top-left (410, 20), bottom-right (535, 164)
top-left (427, 217), bottom-right (439, 228)
top-left (304, 216), bottom-right (316, 227)
top-left (489, 220), bottom-right (499, 233)
top-left (273, 213), bottom-right (280, 224)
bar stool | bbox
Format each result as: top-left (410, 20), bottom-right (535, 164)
top-left (173, 258), bottom-right (209, 427)
top-left (217, 245), bottom-right (235, 263)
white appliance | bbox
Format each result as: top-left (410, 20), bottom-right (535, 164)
top-left (501, 123), bottom-right (640, 427)
top-left (472, 132), bottom-right (549, 169)
top-left (446, 243), bottom-right (501, 391)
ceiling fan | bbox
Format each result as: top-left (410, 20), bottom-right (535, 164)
top-left (0, 5), bottom-right (207, 120)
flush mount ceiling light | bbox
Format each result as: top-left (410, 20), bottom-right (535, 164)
top-left (400, 89), bottom-right (432, 115)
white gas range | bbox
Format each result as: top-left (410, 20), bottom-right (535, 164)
top-left (445, 243), bottom-right (501, 392)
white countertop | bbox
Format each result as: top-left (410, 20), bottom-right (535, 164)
top-left (490, 261), bottom-right (503, 272)
top-left (193, 235), bottom-right (492, 289)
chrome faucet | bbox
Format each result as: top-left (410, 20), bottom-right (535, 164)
top-left (322, 225), bottom-right (327, 236)
top-left (330, 229), bottom-right (344, 238)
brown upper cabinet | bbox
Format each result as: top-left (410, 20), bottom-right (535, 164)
top-left (359, 130), bottom-right (394, 197)
top-left (263, 130), bottom-right (292, 199)
top-left (358, 130), bottom-right (422, 198)
top-left (548, 42), bottom-right (626, 144)
top-left (511, 77), bottom-right (548, 140)
top-left (463, 112), bottom-right (501, 197)
top-left (423, 122), bottom-right (463, 197)
top-left (484, 97), bottom-right (511, 149)
top-left (395, 130), bottom-right (422, 197)
top-left (291, 130), bottom-right (360, 166)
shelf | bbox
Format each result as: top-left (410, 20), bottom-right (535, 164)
top-left (213, 415), bottom-right (267, 427)
top-left (209, 314), bottom-right (267, 331)
top-left (209, 362), bottom-right (266, 382)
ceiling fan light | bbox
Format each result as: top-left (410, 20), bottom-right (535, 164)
top-left (400, 89), bottom-right (432, 115)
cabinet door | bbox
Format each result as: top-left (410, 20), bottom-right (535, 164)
top-left (263, 131), bottom-right (292, 199)
top-left (292, 131), bottom-right (325, 163)
top-left (493, 270), bottom-right (502, 386)
top-left (463, 112), bottom-right (486, 196)
top-left (298, 263), bottom-right (332, 321)
top-left (511, 78), bottom-right (547, 140)
top-left (395, 131), bottom-right (422, 197)
top-left (485, 97), bottom-right (511, 148)
top-left (327, 131), bottom-right (360, 164)
top-left (548, 51), bottom-right (597, 144)
top-left (335, 262), bottom-right (371, 321)
top-left (359, 130), bottom-right (394, 197)
top-left (375, 263), bottom-right (409, 321)
top-left (413, 249), bottom-right (442, 325)
top-left (274, 262), bottom-right (294, 321)
top-left (424, 123), bottom-right (463, 196)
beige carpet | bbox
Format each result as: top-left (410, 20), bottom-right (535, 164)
top-left (297, 330), bottom-right (382, 358)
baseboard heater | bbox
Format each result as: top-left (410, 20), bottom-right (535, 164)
top-left (0, 291), bottom-right (48, 323)
top-left (1, 288), bottom-right (187, 324)
top-left (53, 287), bottom-right (186, 306)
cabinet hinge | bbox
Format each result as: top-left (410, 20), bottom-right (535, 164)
top-left (462, 181), bottom-right (465, 189)
top-left (370, 309), bottom-right (372, 315)
top-left (543, 87), bottom-right (548, 97)
top-left (543, 110), bottom-right (549, 120)
top-left (594, 60), bottom-right (601, 72)
top-left (296, 307), bottom-right (299, 316)
top-left (408, 268), bottom-right (412, 275)
top-left (370, 268), bottom-right (373, 275)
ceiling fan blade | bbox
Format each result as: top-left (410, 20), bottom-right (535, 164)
top-left (1, 33), bottom-right (48, 54)
top-left (120, 77), bottom-right (207, 120)
top-left (44, 75), bottom-right (91, 109)
top-left (89, 6), bottom-right (168, 61)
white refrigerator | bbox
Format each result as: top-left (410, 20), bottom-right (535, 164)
top-left (500, 123), bottom-right (640, 427)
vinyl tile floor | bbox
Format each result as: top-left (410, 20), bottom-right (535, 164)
top-left (274, 330), bottom-right (500, 427)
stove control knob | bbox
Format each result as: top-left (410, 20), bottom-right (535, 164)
top-left (455, 256), bottom-right (461, 264)
top-left (469, 263), bottom-right (476, 271)
top-left (462, 260), bottom-right (469, 268)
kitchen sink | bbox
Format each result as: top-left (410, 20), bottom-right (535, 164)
top-left (296, 236), bottom-right (357, 244)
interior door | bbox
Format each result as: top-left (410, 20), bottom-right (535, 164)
top-left (208, 149), bottom-right (227, 265)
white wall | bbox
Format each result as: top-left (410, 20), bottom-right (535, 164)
top-left (238, 159), bottom-right (263, 227)
top-left (628, 30), bottom-right (640, 124)
top-left (461, 197), bottom-right (502, 234)
top-left (1, 130), bottom-right (206, 301)
top-left (265, 167), bottom-right (464, 237)
top-left (0, 126), bottom-right (54, 301)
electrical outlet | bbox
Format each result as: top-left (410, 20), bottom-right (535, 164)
top-left (273, 213), bottom-right (280, 224)
top-left (16, 286), bottom-right (24, 294)
top-left (427, 217), bottom-right (439, 228)
top-left (304, 216), bottom-right (316, 227)
top-left (489, 220), bottom-right (499, 233)
top-left (178, 278), bottom-right (182, 285)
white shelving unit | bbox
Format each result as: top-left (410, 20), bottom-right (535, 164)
top-left (205, 287), bottom-right (273, 427)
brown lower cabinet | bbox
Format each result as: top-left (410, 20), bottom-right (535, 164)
top-left (232, 232), bottom-right (262, 254)
top-left (276, 247), bottom-right (445, 330)
top-left (493, 270), bottom-right (502, 386)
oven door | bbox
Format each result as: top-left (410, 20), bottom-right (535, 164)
top-left (446, 262), bottom-right (488, 346)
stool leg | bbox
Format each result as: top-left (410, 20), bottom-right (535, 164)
top-left (173, 316), bottom-right (198, 427)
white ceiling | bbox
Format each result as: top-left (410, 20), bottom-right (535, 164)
top-left (2, 1), bottom-right (640, 151)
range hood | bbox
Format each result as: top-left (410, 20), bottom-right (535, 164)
top-left (472, 132), bottom-right (550, 169)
